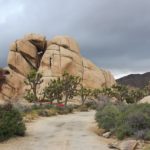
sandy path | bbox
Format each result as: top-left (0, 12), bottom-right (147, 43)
top-left (0, 111), bottom-right (110, 150)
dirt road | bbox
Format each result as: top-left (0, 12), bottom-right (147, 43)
top-left (0, 111), bottom-right (110, 150)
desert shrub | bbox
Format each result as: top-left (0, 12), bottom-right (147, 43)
top-left (70, 104), bottom-right (80, 110)
top-left (116, 104), bottom-right (150, 140)
top-left (13, 101), bottom-right (33, 113)
top-left (31, 103), bottom-right (54, 110)
top-left (56, 105), bottom-right (74, 114)
top-left (37, 108), bottom-right (57, 117)
top-left (23, 104), bottom-right (56, 121)
top-left (23, 102), bottom-right (74, 119)
top-left (24, 110), bottom-right (39, 122)
top-left (78, 105), bottom-right (89, 112)
top-left (134, 129), bottom-right (150, 140)
top-left (95, 103), bottom-right (150, 140)
top-left (65, 105), bottom-right (74, 113)
top-left (144, 131), bottom-right (150, 141)
top-left (96, 104), bottom-right (120, 131)
top-left (85, 100), bottom-right (97, 110)
top-left (95, 95), bottom-right (113, 110)
top-left (0, 104), bottom-right (26, 141)
top-left (115, 124), bottom-right (132, 140)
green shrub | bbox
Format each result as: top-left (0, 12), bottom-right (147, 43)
top-left (96, 104), bottom-right (120, 131)
top-left (115, 123), bottom-right (133, 140)
top-left (37, 108), bottom-right (57, 117)
top-left (77, 105), bottom-right (89, 112)
top-left (56, 105), bottom-right (74, 115)
top-left (65, 105), bottom-right (74, 113)
top-left (85, 101), bottom-right (97, 110)
top-left (0, 104), bottom-right (26, 141)
top-left (95, 103), bottom-right (150, 140)
top-left (144, 131), bottom-right (150, 141)
top-left (116, 104), bottom-right (150, 140)
top-left (95, 95), bottom-right (112, 110)
top-left (24, 110), bottom-right (39, 122)
top-left (32, 103), bottom-right (54, 110)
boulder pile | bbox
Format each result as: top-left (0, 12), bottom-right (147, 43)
top-left (0, 34), bottom-right (116, 101)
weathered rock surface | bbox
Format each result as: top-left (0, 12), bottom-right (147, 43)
top-left (108, 140), bottom-right (138, 150)
top-left (119, 140), bottom-right (138, 150)
top-left (138, 95), bottom-right (150, 104)
top-left (102, 132), bottom-right (111, 138)
top-left (0, 34), bottom-right (116, 101)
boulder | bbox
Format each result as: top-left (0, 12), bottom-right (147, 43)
top-left (108, 142), bottom-right (119, 149)
top-left (82, 58), bottom-right (107, 88)
top-left (7, 51), bottom-right (32, 76)
top-left (51, 36), bottom-right (80, 53)
top-left (24, 33), bottom-right (46, 51)
top-left (139, 96), bottom-right (150, 104)
top-left (17, 40), bottom-right (37, 59)
top-left (119, 140), bottom-right (138, 150)
top-left (109, 140), bottom-right (139, 150)
top-left (0, 33), bottom-right (116, 101)
top-left (102, 132), bottom-right (111, 138)
top-left (0, 68), bottom-right (25, 101)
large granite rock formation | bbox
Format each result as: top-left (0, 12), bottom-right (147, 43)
top-left (0, 34), bottom-right (115, 101)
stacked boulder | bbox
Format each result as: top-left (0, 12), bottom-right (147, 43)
top-left (0, 34), bottom-right (116, 101)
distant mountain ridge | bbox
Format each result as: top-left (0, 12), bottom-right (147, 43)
top-left (117, 72), bottom-right (150, 89)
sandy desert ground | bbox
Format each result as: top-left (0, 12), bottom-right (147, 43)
top-left (0, 111), bottom-right (110, 150)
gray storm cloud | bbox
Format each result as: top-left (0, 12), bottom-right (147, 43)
top-left (0, 0), bottom-right (150, 78)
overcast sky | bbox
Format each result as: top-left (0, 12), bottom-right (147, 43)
top-left (0, 0), bottom-right (150, 78)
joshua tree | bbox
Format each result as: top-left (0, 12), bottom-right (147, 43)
top-left (102, 87), bottom-right (114, 97)
top-left (24, 69), bottom-right (43, 102)
top-left (143, 81), bottom-right (150, 96)
top-left (43, 77), bottom-right (63, 104)
top-left (78, 85), bottom-right (92, 105)
top-left (91, 89), bottom-right (101, 99)
top-left (109, 85), bottom-right (129, 102)
top-left (128, 89), bottom-right (145, 103)
top-left (61, 72), bottom-right (81, 107)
